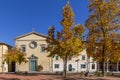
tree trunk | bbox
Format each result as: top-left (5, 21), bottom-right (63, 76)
top-left (63, 58), bottom-right (67, 78)
top-left (106, 60), bottom-right (109, 72)
top-left (102, 45), bottom-right (105, 76)
top-left (116, 62), bottom-right (119, 72)
top-left (97, 62), bottom-right (99, 72)
top-left (17, 63), bottom-right (19, 72)
top-left (102, 60), bottom-right (105, 76)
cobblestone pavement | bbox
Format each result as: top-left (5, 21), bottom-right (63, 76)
top-left (0, 74), bottom-right (120, 80)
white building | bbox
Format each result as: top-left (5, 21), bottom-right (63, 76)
top-left (52, 49), bottom-right (97, 72)
top-left (0, 42), bottom-right (13, 72)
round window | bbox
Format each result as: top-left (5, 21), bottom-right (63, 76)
top-left (29, 41), bottom-right (37, 49)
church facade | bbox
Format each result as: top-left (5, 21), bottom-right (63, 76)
top-left (15, 31), bottom-right (52, 72)
top-left (14, 31), bottom-right (97, 72)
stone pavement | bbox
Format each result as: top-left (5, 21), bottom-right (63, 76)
top-left (0, 74), bottom-right (120, 80)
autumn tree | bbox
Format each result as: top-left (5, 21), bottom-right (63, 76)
top-left (4, 47), bottom-right (28, 64)
top-left (46, 2), bottom-right (85, 78)
top-left (86, 0), bottom-right (120, 76)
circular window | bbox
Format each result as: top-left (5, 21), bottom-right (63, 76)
top-left (29, 41), bottom-right (37, 49)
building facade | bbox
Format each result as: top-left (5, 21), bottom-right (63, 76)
top-left (52, 50), bottom-right (97, 72)
top-left (14, 31), bottom-right (97, 73)
top-left (15, 31), bottom-right (52, 72)
top-left (0, 42), bottom-right (12, 73)
top-left (0, 31), bottom-right (118, 73)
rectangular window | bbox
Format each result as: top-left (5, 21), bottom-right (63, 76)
top-left (40, 44), bottom-right (45, 53)
top-left (82, 55), bottom-right (85, 60)
top-left (54, 64), bottom-right (59, 69)
top-left (21, 45), bottom-right (26, 52)
top-left (92, 64), bottom-right (95, 69)
top-left (55, 56), bottom-right (59, 60)
top-left (81, 64), bottom-right (86, 69)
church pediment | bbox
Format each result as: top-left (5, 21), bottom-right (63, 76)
top-left (15, 32), bottom-right (47, 41)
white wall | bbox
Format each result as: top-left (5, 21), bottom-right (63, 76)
top-left (52, 50), bottom-right (97, 72)
top-left (53, 61), bottom-right (97, 72)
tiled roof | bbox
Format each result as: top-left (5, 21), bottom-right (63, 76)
top-left (0, 42), bottom-right (12, 48)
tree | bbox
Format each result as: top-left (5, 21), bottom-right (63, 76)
top-left (3, 47), bottom-right (28, 64)
top-left (86, 0), bottom-right (120, 76)
top-left (46, 2), bottom-right (85, 78)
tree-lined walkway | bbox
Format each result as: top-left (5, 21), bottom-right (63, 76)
top-left (0, 74), bottom-right (120, 80)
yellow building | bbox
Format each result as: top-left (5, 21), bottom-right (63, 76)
top-left (15, 31), bottom-right (52, 72)
top-left (0, 42), bottom-right (12, 73)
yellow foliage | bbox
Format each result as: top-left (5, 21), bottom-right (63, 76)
top-left (4, 48), bottom-right (28, 64)
top-left (86, 0), bottom-right (120, 62)
top-left (46, 2), bottom-right (85, 60)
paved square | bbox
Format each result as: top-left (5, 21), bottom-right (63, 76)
top-left (0, 74), bottom-right (120, 80)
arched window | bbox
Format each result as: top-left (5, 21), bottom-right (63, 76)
top-left (68, 64), bottom-right (72, 71)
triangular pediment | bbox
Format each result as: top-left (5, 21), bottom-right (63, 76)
top-left (15, 32), bottom-right (47, 41)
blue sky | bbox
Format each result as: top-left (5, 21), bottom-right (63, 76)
top-left (0, 0), bottom-right (89, 46)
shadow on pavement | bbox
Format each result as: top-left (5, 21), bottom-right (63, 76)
top-left (63, 78), bottom-right (109, 80)
top-left (0, 77), bottom-right (20, 80)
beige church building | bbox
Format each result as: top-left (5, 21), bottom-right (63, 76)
top-left (15, 31), bottom-right (52, 72)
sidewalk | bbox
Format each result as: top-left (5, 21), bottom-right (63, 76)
top-left (0, 73), bottom-right (120, 80)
